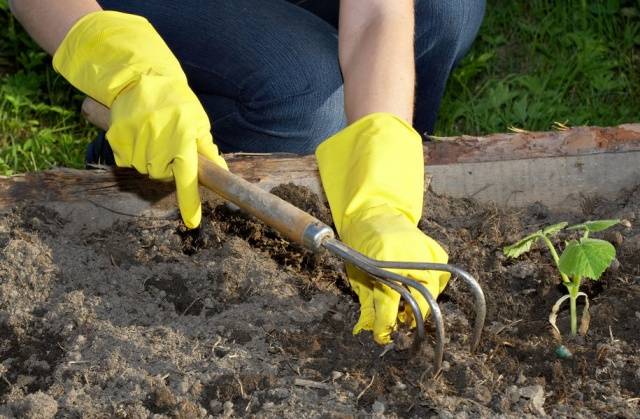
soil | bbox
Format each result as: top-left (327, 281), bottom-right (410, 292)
top-left (0, 181), bottom-right (639, 418)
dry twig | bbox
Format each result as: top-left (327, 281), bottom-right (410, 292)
top-left (356, 375), bottom-right (376, 401)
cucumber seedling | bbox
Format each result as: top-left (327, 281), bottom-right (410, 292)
top-left (503, 220), bottom-right (619, 339)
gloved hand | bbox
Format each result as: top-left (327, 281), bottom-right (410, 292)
top-left (316, 113), bottom-right (450, 345)
top-left (53, 11), bottom-right (227, 228)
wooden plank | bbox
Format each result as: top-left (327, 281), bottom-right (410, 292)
top-left (425, 124), bottom-right (640, 164)
top-left (1, 123), bottom-right (639, 213)
top-left (0, 155), bottom-right (323, 211)
top-left (427, 151), bottom-right (640, 210)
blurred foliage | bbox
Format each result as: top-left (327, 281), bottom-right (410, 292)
top-left (0, 0), bottom-right (95, 175)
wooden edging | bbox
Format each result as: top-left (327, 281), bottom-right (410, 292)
top-left (1, 124), bottom-right (639, 213)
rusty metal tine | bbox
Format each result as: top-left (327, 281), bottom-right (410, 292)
top-left (373, 268), bottom-right (445, 372)
top-left (322, 238), bottom-right (444, 373)
top-left (363, 260), bottom-right (485, 352)
top-left (366, 275), bottom-right (426, 343)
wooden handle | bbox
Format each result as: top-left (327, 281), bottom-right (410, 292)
top-left (81, 97), bottom-right (332, 247)
top-left (198, 156), bottom-right (331, 246)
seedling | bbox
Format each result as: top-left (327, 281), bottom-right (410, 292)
top-left (503, 220), bottom-right (619, 338)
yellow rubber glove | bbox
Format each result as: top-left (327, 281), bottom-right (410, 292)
top-left (316, 113), bottom-right (450, 345)
top-left (53, 11), bottom-right (227, 228)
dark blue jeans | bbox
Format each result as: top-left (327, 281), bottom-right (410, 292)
top-left (88, 0), bottom-right (485, 163)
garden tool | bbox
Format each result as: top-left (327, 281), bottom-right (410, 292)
top-left (83, 97), bottom-right (485, 374)
top-left (197, 153), bottom-right (486, 374)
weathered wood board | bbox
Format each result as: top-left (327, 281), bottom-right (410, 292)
top-left (428, 151), bottom-right (640, 210)
top-left (425, 123), bottom-right (640, 210)
top-left (1, 124), bottom-right (638, 215)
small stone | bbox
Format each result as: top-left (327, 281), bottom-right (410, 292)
top-left (609, 258), bottom-right (621, 272)
top-left (506, 385), bottom-right (520, 403)
top-left (208, 400), bottom-right (223, 414)
top-left (75, 335), bottom-right (86, 345)
top-left (441, 361), bottom-right (451, 371)
top-left (519, 384), bottom-right (543, 400)
top-left (203, 298), bottom-right (214, 308)
top-left (159, 290), bottom-right (166, 298)
top-left (267, 388), bottom-right (290, 400)
top-left (178, 377), bottom-right (190, 394)
top-left (222, 401), bottom-right (234, 417)
top-left (516, 371), bottom-right (527, 385)
top-left (392, 381), bottom-right (407, 392)
top-left (371, 401), bottom-right (385, 415)
top-left (331, 371), bottom-right (343, 380)
top-left (262, 402), bottom-right (275, 410)
top-left (621, 219), bottom-right (632, 228)
top-left (604, 231), bottom-right (624, 247)
top-left (331, 312), bottom-right (343, 322)
top-left (527, 386), bottom-right (546, 416)
top-left (474, 385), bottom-right (492, 404)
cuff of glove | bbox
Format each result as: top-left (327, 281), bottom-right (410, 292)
top-left (315, 112), bottom-right (425, 235)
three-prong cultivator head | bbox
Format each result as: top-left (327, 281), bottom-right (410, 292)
top-left (197, 157), bottom-right (487, 375)
top-left (322, 237), bottom-right (486, 374)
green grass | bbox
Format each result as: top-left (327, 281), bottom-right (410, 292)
top-left (436, 0), bottom-right (640, 135)
top-left (0, 0), bottom-right (96, 175)
top-left (0, 0), bottom-right (639, 174)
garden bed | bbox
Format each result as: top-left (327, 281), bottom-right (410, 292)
top-left (0, 177), bottom-right (638, 418)
top-left (0, 181), bottom-right (640, 418)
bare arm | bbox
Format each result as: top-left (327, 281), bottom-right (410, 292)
top-left (338, 0), bottom-right (415, 124)
top-left (9, 0), bottom-right (101, 55)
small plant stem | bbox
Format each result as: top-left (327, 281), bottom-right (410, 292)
top-left (565, 276), bottom-right (582, 336)
top-left (541, 235), bottom-right (570, 284)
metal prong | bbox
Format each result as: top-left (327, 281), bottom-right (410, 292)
top-left (322, 238), bottom-right (445, 373)
top-left (372, 268), bottom-right (444, 373)
top-left (371, 275), bottom-right (426, 344)
top-left (366, 261), bottom-right (485, 352)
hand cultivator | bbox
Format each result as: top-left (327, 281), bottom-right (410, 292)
top-left (82, 98), bottom-right (486, 374)
top-left (198, 157), bottom-right (486, 374)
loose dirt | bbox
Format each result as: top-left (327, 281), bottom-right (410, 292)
top-left (0, 181), bottom-right (638, 418)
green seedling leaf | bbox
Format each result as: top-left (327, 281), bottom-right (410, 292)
top-left (558, 238), bottom-right (616, 280)
top-left (567, 219), bottom-right (619, 233)
top-left (503, 222), bottom-right (568, 258)
top-left (541, 222), bottom-right (569, 236)
top-left (503, 231), bottom-right (544, 258)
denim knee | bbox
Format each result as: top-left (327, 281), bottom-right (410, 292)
top-left (212, 49), bottom-right (347, 155)
top-left (415, 0), bottom-right (486, 63)
top-left (413, 0), bottom-right (485, 134)
top-left (250, 71), bottom-right (345, 151)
